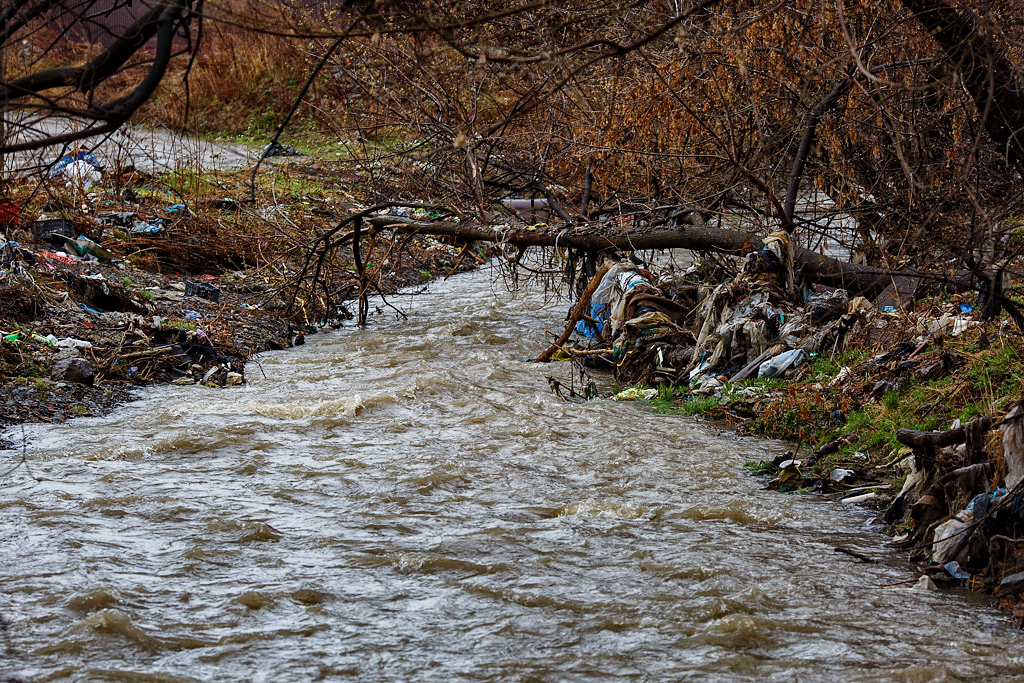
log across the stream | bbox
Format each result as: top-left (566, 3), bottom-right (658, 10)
top-left (365, 215), bottom-right (963, 296)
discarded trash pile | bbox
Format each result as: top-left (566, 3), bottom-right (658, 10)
top-left (885, 410), bottom-right (1024, 615)
top-left (544, 236), bottom-right (1024, 622)
top-left (747, 402), bottom-right (1024, 613)
top-left (1, 231), bottom-right (292, 428)
top-left (548, 232), bottom-right (876, 388)
top-left (548, 231), bottom-right (991, 391)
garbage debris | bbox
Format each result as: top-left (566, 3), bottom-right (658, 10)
top-left (575, 261), bottom-right (653, 338)
top-left (38, 250), bottom-right (77, 266)
top-left (0, 239), bottom-right (19, 267)
top-left (261, 141), bottom-right (303, 158)
top-left (829, 468), bottom-right (856, 483)
top-left (33, 218), bottom-right (75, 242)
top-left (768, 459), bottom-right (808, 492)
top-left (50, 148), bottom-right (103, 189)
top-left (0, 199), bottom-right (21, 225)
top-left (758, 348), bottom-right (806, 378)
top-left (49, 148), bottom-right (101, 178)
top-left (98, 211), bottom-right (136, 228)
top-left (807, 288), bottom-right (849, 324)
top-left (184, 280), bottom-right (221, 302)
top-left (613, 387), bottom-right (658, 401)
top-left (131, 217), bottom-right (166, 234)
top-left (912, 575), bottom-right (939, 591)
top-left (56, 235), bottom-right (115, 261)
top-left (944, 561), bottom-right (971, 580)
top-left (502, 197), bottom-right (550, 222)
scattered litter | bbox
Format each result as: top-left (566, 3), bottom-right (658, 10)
top-left (829, 366), bottom-right (852, 386)
top-left (807, 289), bottom-right (849, 324)
top-left (184, 280), bottom-right (221, 302)
top-left (38, 250), bottom-right (76, 266)
top-left (944, 561), bottom-right (971, 580)
top-left (829, 468), bottom-right (856, 483)
top-left (97, 211), bottom-right (135, 228)
top-left (768, 459), bottom-right (806, 492)
top-left (54, 337), bottom-right (92, 350)
top-left (59, 159), bottom-right (103, 189)
top-left (758, 348), bottom-right (806, 378)
top-left (841, 491), bottom-right (877, 504)
top-left (49, 149), bottom-right (103, 188)
top-left (613, 387), bottom-right (658, 401)
top-left (911, 575), bottom-right (939, 591)
top-left (0, 200), bottom-right (22, 229)
top-left (56, 235), bottom-right (115, 261)
top-left (33, 218), bottom-right (75, 242)
top-left (131, 219), bottom-right (166, 234)
top-left (0, 240), bottom-right (18, 266)
top-left (261, 141), bottom-right (303, 158)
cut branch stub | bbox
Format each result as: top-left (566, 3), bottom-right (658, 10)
top-left (897, 416), bottom-right (994, 453)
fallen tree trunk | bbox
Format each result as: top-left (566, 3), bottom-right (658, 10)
top-left (366, 215), bottom-right (969, 296)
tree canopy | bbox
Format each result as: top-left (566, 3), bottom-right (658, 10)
top-left (3, 1), bottom-right (1024, 296)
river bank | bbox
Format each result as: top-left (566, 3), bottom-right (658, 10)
top-left (554, 254), bottom-right (1024, 624)
top-left (0, 152), bottom-right (476, 441)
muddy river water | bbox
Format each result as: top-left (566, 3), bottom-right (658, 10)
top-left (2, 264), bottom-right (1023, 681)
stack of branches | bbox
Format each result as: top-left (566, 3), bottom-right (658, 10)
top-left (884, 405), bottom-right (1024, 607)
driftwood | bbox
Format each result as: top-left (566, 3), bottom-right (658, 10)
top-left (806, 434), bottom-right (854, 467)
top-left (729, 344), bottom-right (786, 383)
top-left (114, 345), bottom-right (174, 362)
top-left (534, 261), bottom-right (612, 363)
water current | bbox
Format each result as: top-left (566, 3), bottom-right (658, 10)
top-left (2, 264), bottom-right (1023, 681)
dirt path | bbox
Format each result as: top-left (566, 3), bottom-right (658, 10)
top-left (6, 116), bottom-right (258, 176)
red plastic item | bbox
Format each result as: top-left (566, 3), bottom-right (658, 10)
top-left (39, 250), bottom-right (76, 266)
top-left (0, 202), bottom-right (21, 227)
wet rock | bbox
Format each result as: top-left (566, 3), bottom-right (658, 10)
top-left (999, 571), bottom-right (1024, 596)
top-left (225, 372), bottom-right (244, 387)
top-left (51, 358), bottom-right (94, 385)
